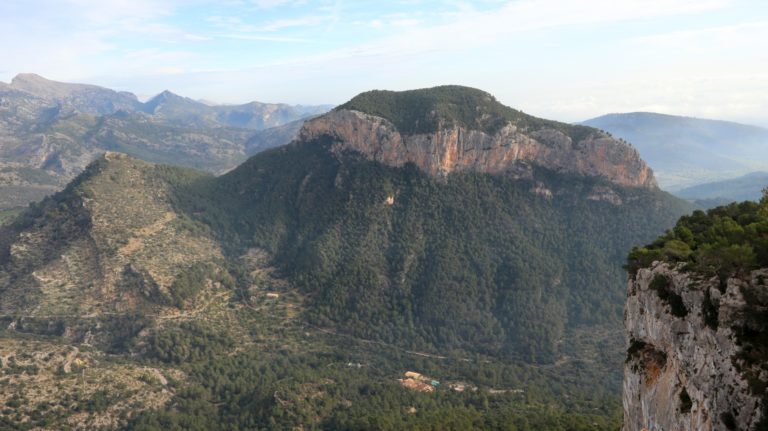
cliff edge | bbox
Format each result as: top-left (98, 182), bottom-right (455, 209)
top-left (299, 86), bottom-right (656, 188)
top-left (625, 263), bottom-right (768, 431)
top-left (623, 193), bottom-right (768, 431)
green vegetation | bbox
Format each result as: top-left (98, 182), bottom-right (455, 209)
top-left (0, 208), bottom-right (22, 225)
top-left (168, 138), bottom-right (688, 363)
top-left (127, 318), bottom-right (623, 431)
top-left (0, 96), bottom-right (695, 428)
top-left (164, 263), bottom-right (235, 308)
top-left (626, 188), bottom-right (768, 279)
top-left (146, 322), bottom-right (235, 364)
top-left (338, 85), bottom-right (595, 141)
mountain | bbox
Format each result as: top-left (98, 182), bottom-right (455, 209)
top-left (8, 73), bottom-right (143, 115)
top-left (5, 73), bottom-right (330, 126)
top-left (317, 87), bottom-right (656, 186)
top-left (0, 85), bottom-right (693, 429)
top-left (0, 153), bottom-right (227, 344)
top-left (623, 194), bottom-right (768, 430)
top-left (212, 102), bottom-right (332, 130)
top-left (0, 154), bottom-right (257, 429)
top-left (675, 171), bottom-right (768, 207)
top-left (142, 89), bottom-right (330, 130)
top-left (581, 112), bottom-right (768, 190)
top-left (196, 86), bottom-right (683, 361)
top-left (0, 73), bottom-right (328, 210)
top-left (244, 117), bottom-right (307, 155)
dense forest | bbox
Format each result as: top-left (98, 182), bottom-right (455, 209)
top-left (127, 333), bottom-right (623, 431)
top-left (169, 138), bottom-right (690, 363)
top-left (626, 188), bottom-right (768, 279)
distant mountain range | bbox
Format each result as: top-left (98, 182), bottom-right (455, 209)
top-left (581, 112), bottom-right (768, 191)
top-left (674, 171), bottom-right (768, 208)
top-left (0, 73), bottom-right (331, 210)
top-left (5, 73), bottom-right (332, 128)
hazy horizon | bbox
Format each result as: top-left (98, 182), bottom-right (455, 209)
top-left (2, 0), bottom-right (767, 126)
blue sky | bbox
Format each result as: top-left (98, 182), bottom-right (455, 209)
top-left (1, 0), bottom-right (767, 125)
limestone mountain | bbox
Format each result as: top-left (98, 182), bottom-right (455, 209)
top-left (0, 73), bottom-right (328, 210)
top-left (5, 73), bottom-right (330, 125)
top-left (0, 153), bottom-right (270, 429)
top-left (321, 86), bottom-right (655, 186)
top-left (181, 85), bottom-right (690, 362)
top-left (1, 85), bottom-right (689, 361)
top-left (582, 112), bottom-right (768, 190)
top-left (0, 86), bottom-right (695, 429)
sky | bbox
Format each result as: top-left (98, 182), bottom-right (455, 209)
top-left (1, 0), bottom-right (767, 125)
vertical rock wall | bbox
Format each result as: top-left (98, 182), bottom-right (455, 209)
top-left (624, 263), bottom-right (768, 431)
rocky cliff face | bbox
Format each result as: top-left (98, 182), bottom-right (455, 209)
top-left (299, 109), bottom-right (657, 188)
top-left (624, 263), bottom-right (768, 431)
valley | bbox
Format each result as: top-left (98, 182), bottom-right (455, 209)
top-left (0, 85), bottom-right (694, 429)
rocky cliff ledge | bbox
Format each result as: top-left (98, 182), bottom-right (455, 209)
top-left (624, 263), bottom-right (768, 431)
top-left (299, 108), bottom-right (657, 188)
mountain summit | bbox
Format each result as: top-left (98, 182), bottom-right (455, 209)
top-left (300, 86), bottom-right (656, 187)
top-left (8, 72), bottom-right (142, 114)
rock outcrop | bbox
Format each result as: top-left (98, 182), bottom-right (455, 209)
top-left (299, 108), bottom-right (657, 188)
top-left (624, 263), bottom-right (768, 431)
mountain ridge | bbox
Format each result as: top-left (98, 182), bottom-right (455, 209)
top-left (0, 73), bottom-right (329, 210)
top-left (3, 73), bottom-right (331, 129)
top-left (305, 86), bottom-right (656, 187)
top-left (582, 112), bottom-right (768, 190)
top-left (676, 171), bottom-right (768, 206)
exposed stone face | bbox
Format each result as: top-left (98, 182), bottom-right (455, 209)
top-left (299, 109), bottom-right (657, 188)
top-left (623, 263), bottom-right (768, 431)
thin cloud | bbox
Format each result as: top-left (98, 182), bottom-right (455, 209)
top-left (217, 33), bottom-right (312, 42)
top-left (251, 0), bottom-right (308, 9)
top-left (206, 14), bottom-right (332, 33)
top-left (254, 14), bottom-right (332, 32)
top-left (629, 20), bottom-right (768, 46)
